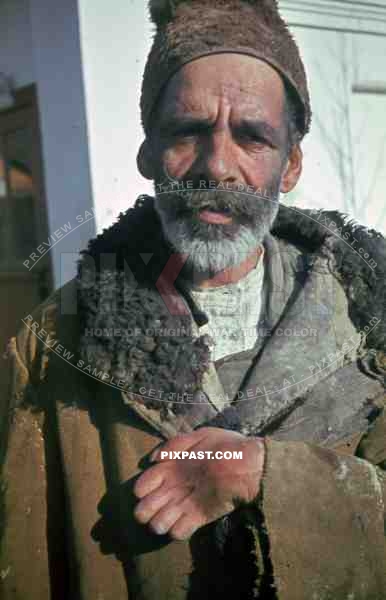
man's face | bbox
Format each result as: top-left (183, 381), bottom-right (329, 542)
top-left (141, 54), bottom-right (302, 276)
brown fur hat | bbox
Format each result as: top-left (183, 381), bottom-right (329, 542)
top-left (140, 0), bottom-right (311, 138)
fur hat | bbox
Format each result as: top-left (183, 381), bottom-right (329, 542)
top-left (140, 0), bottom-right (311, 138)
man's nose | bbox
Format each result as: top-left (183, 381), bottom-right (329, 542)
top-left (195, 130), bottom-right (239, 184)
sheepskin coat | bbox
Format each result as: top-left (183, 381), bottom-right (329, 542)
top-left (1, 196), bottom-right (386, 600)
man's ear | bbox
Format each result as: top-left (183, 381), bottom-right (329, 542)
top-left (280, 144), bottom-right (303, 193)
top-left (137, 140), bottom-right (155, 180)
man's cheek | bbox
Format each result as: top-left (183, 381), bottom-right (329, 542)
top-left (163, 146), bottom-right (196, 180)
top-left (246, 155), bottom-right (281, 191)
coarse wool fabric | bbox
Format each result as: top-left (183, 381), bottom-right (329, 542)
top-left (141, 0), bottom-right (312, 137)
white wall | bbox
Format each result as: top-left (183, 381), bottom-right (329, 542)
top-left (280, 2), bottom-right (386, 232)
top-left (77, 0), bottom-right (153, 233)
top-left (0, 0), bottom-right (35, 87)
top-left (28, 0), bottom-right (96, 288)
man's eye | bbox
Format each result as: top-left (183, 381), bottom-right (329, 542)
top-left (240, 134), bottom-right (266, 145)
top-left (237, 134), bottom-right (272, 150)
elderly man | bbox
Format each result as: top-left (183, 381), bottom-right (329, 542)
top-left (1, 0), bottom-right (386, 599)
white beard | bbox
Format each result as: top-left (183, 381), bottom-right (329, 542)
top-left (154, 195), bottom-right (277, 275)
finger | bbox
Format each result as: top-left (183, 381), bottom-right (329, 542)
top-left (133, 466), bottom-right (164, 499)
top-left (151, 429), bottom-right (211, 462)
top-left (168, 512), bottom-right (202, 541)
top-left (148, 498), bottom-right (187, 535)
top-left (134, 483), bottom-right (193, 524)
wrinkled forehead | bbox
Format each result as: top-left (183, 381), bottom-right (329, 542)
top-left (156, 53), bottom-right (286, 125)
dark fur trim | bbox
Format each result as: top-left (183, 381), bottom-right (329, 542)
top-left (77, 196), bottom-right (211, 420)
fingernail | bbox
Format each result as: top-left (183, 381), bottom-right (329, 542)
top-left (153, 522), bottom-right (167, 535)
top-left (150, 448), bottom-right (159, 462)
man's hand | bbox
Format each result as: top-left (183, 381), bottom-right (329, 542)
top-left (133, 427), bottom-right (265, 541)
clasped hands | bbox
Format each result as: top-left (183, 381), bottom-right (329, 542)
top-left (133, 426), bottom-right (265, 541)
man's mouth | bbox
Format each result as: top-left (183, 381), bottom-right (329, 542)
top-left (198, 207), bottom-right (233, 225)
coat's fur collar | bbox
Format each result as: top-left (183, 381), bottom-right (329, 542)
top-left (77, 196), bottom-right (386, 422)
top-left (271, 204), bottom-right (386, 351)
